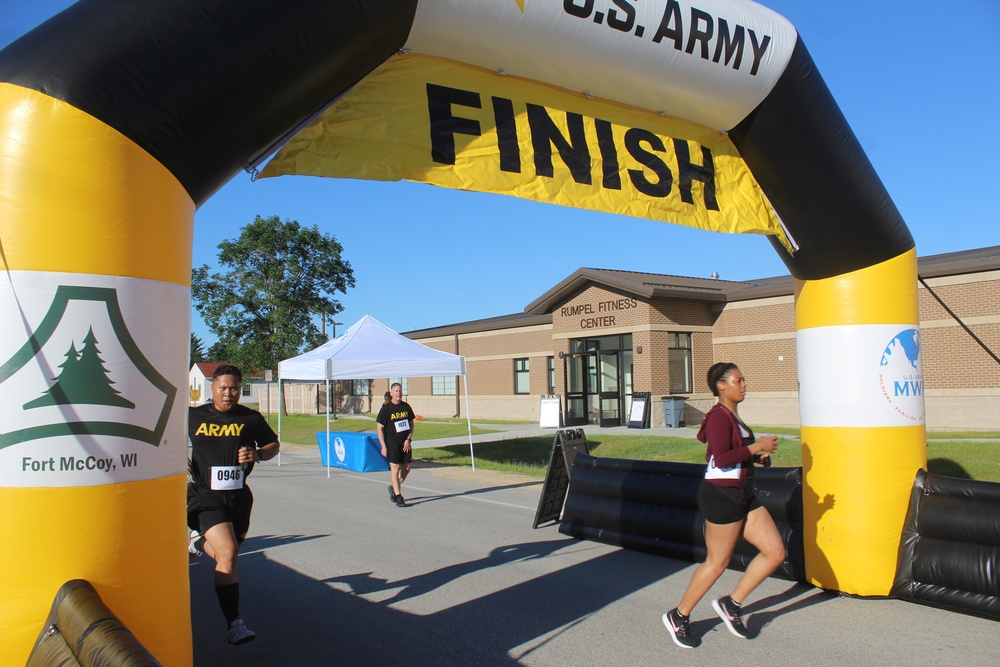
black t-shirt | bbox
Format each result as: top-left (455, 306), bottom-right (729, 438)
top-left (188, 403), bottom-right (277, 491)
top-left (376, 400), bottom-right (414, 446)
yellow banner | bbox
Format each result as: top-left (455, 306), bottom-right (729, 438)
top-left (262, 53), bottom-right (788, 248)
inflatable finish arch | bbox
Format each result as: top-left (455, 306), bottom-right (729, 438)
top-left (0, 1), bottom-right (922, 662)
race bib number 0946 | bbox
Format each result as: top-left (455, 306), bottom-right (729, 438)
top-left (211, 465), bottom-right (244, 490)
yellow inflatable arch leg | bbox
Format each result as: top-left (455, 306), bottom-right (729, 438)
top-left (796, 249), bottom-right (927, 595)
top-left (0, 85), bottom-right (193, 665)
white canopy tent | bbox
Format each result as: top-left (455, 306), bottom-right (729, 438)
top-left (277, 314), bottom-right (475, 472)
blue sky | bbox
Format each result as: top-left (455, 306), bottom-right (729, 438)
top-left (3, 1), bottom-right (998, 346)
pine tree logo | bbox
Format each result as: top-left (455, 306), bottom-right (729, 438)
top-left (24, 327), bottom-right (135, 410)
top-left (0, 285), bottom-right (176, 449)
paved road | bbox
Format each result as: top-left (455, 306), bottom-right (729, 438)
top-left (189, 428), bottom-right (998, 666)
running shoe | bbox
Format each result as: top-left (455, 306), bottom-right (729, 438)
top-left (662, 608), bottom-right (698, 648)
top-left (387, 485), bottom-right (397, 503)
top-left (227, 617), bottom-right (256, 645)
top-left (711, 596), bottom-right (749, 638)
top-left (188, 529), bottom-right (203, 557)
top-left (394, 494), bottom-right (407, 507)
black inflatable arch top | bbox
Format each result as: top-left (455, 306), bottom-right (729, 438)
top-left (0, 0), bottom-right (912, 282)
top-left (0, 0), bottom-right (419, 206)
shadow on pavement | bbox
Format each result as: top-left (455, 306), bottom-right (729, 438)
top-left (190, 535), bottom-right (687, 666)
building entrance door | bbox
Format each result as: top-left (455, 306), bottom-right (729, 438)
top-left (564, 353), bottom-right (588, 426)
top-left (564, 334), bottom-right (632, 427)
top-left (599, 350), bottom-right (621, 426)
top-left (564, 350), bottom-right (623, 426)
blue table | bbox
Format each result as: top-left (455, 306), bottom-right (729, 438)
top-left (316, 431), bottom-right (389, 472)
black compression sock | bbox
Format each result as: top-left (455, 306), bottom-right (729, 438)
top-left (215, 582), bottom-right (240, 626)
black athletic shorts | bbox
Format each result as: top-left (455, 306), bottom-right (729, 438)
top-left (697, 479), bottom-right (761, 525)
top-left (384, 440), bottom-right (412, 466)
top-left (187, 483), bottom-right (254, 543)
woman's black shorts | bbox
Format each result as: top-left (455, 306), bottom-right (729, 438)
top-left (697, 480), bottom-right (761, 525)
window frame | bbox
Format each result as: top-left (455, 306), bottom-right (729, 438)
top-left (514, 358), bottom-right (530, 395)
top-left (668, 333), bottom-right (693, 394)
top-left (432, 375), bottom-right (457, 396)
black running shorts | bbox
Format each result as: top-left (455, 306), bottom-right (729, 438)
top-left (187, 484), bottom-right (254, 543)
top-left (697, 480), bottom-right (761, 525)
top-left (384, 439), bottom-right (412, 466)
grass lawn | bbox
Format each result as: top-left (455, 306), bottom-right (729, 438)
top-left (267, 414), bottom-right (498, 448)
top-left (417, 431), bottom-right (1000, 483)
top-left (268, 414), bottom-right (1000, 483)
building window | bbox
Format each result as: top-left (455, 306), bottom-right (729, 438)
top-left (668, 333), bottom-right (693, 394)
top-left (389, 377), bottom-right (408, 395)
top-left (352, 379), bottom-right (370, 396)
top-left (514, 358), bottom-right (530, 394)
top-left (547, 356), bottom-right (556, 395)
top-left (432, 376), bottom-right (456, 395)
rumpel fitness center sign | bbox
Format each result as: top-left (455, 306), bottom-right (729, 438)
top-left (561, 297), bottom-right (639, 329)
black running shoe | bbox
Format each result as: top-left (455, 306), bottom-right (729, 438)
top-left (395, 494), bottom-right (407, 507)
top-left (227, 618), bottom-right (256, 645)
top-left (711, 596), bottom-right (749, 638)
top-left (387, 485), bottom-right (397, 503)
top-left (662, 608), bottom-right (698, 648)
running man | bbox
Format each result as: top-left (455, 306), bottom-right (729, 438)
top-left (188, 365), bottom-right (280, 644)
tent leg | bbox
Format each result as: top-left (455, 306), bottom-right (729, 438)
top-left (326, 379), bottom-right (331, 478)
top-left (464, 375), bottom-right (475, 471)
top-left (277, 377), bottom-right (282, 467)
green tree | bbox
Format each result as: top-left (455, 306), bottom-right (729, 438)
top-left (207, 341), bottom-right (229, 363)
top-left (192, 214), bottom-right (355, 371)
top-left (190, 333), bottom-right (207, 365)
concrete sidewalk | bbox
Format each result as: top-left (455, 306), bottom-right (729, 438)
top-left (189, 441), bottom-right (998, 666)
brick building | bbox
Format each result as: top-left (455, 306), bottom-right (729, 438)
top-left (340, 246), bottom-right (1000, 431)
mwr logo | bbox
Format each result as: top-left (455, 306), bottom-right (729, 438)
top-left (877, 328), bottom-right (924, 423)
top-left (0, 285), bottom-right (177, 450)
top-left (335, 436), bottom-right (346, 462)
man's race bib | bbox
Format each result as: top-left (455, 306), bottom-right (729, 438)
top-left (393, 418), bottom-right (410, 433)
top-left (211, 465), bottom-right (244, 491)
top-left (705, 456), bottom-right (741, 480)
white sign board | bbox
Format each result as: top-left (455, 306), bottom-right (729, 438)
top-left (539, 397), bottom-right (561, 428)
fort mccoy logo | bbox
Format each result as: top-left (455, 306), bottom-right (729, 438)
top-left (0, 280), bottom-right (183, 486)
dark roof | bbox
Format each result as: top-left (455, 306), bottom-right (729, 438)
top-left (404, 312), bottom-right (552, 339)
top-left (915, 245), bottom-right (1000, 278)
top-left (405, 246), bottom-right (1000, 338)
top-left (523, 267), bottom-right (781, 313)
